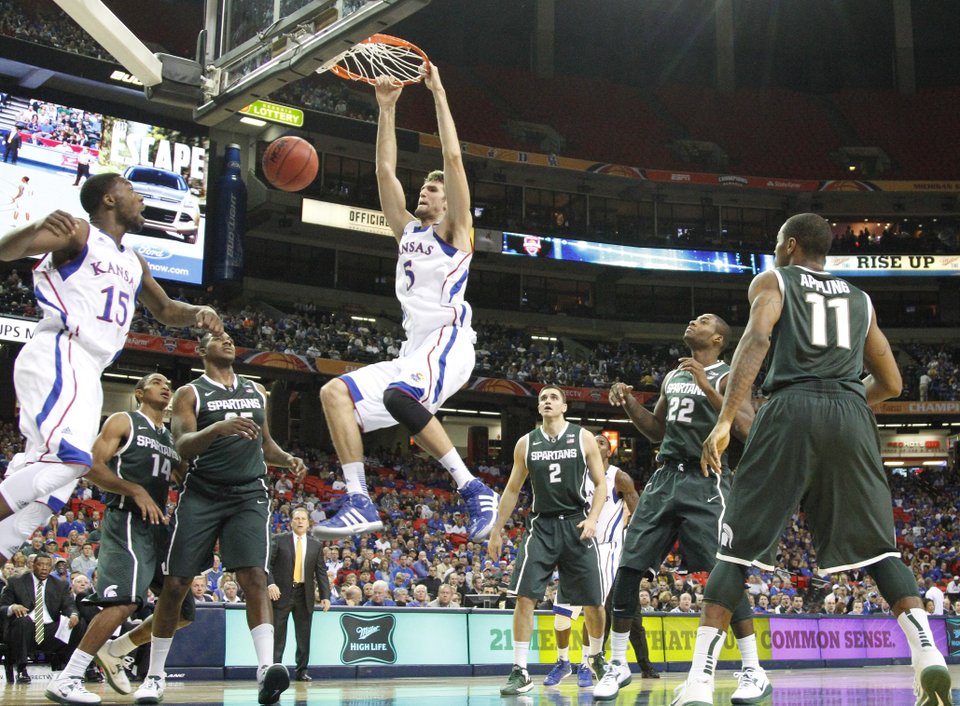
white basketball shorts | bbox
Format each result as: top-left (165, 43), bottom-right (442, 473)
top-left (338, 325), bottom-right (476, 432)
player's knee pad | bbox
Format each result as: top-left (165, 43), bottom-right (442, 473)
top-left (0, 462), bottom-right (84, 513)
top-left (553, 613), bottom-right (572, 632)
top-left (610, 566), bottom-right (645, 620)
top-left (383, 387), bottom-right (433, 436)
top-left (0, 501), bottom-right (51, 559)
top-left (703, 560), bottom-right (748, 612)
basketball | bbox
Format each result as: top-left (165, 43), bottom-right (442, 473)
top-left (261, 136), bottom-right (319, 192)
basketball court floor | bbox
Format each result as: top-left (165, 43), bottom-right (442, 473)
top-left (5, 666), bottom-right (959, 705)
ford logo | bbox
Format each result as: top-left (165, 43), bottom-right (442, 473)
top-left (137, 245), bottom-right (172, 260)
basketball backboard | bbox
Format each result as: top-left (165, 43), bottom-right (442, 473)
top-left (194, 0), bottom-right (432, 126)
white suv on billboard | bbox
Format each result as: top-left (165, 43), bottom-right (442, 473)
top-left (123, 166), bottom-right (200, 244)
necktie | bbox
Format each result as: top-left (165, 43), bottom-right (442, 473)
top-left (293, 535), bottom-right (303, 583)
top-left (34, 579), bottom-right (44, 644)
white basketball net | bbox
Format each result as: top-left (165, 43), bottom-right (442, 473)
top-left (324, 37), bottom-right (427, 84)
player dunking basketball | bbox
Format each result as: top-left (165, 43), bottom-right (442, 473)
top-left (315, 63), bottom-right (498, 541)
top-left (673, 214), bottom-right (952, 705)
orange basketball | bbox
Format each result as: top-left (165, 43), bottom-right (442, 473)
top-left (261, 136), bottom-right (318, 192)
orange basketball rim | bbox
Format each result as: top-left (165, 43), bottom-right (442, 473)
top-left (327, 34), bottom-right (430, 86)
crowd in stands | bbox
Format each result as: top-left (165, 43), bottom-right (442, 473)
top-left (272, 75), bottom-right (378, 123)
top-left (14, 99), bottom-right (102, 149)
top-left (0, 0), bottom-right (112, 61)
top-left (0, 269), bottom-right (958, 401)
top-left (4, 434), bottom-right (958, 620)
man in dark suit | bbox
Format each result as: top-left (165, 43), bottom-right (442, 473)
top-left (268, 506), bottom-right (330, 681)
top-left (0, 553), bottom-right (79, 683)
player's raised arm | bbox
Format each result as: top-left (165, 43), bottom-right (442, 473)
top-left (610, 381), bottom-right (667, 442)
top-left (375, 76), bottom-right (415, 241)
top-left (422, 63), bottom-right (472, 252)
top-left (0, 211), bottom-right (87, 261)
top-left (135, 253), bottom-right (222, 334)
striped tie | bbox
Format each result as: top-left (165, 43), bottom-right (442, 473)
top-left (34, 580), bottom-right (44, 645)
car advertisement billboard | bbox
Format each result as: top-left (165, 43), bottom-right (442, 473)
top-left (0, 94), bottom-right (208, 284)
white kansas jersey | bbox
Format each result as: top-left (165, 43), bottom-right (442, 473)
top-left (586, 464), bottom-right (626, 545)
top-left (32, 227), bottom-right (144, 369)
top-left (395, 221), bottom-right (473, 349)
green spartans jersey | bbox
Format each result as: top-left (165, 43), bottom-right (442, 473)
top-left (762, 265), bottom-right (871, 395)
top-left (186, 374), bottom-right (267, 487)
top-left (108, 412), bottom-right (180, 511)
top-left (657, 361), bottom-right (729, 464)
top-left (525, 422), bottom-right (589, 516)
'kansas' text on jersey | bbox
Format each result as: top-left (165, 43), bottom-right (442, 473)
top-left (108, 411), bottom-right (180, 511)
top-left (763, 265), bottom-right (871, 395)
top-left (526, 423), bottom-right (589, 517)
top-left (33, 227), bottom-right (143, 369)
top-left (186, 374), bottom-right (267, 486)
top-left (395, 222), bottom-right (472, 350)
top-left (658, 362), bottom-right (730, 465)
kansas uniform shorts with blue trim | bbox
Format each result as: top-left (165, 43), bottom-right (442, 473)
top-left (338, 325), bottom-right (475, 432)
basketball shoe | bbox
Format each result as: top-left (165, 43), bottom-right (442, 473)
top-left (257, 663), bottom-right (290, 705)
top-left (542, 658), bottom-right (572, 686)
top-left (731, 667), bottom-right (773, 704)
top-left (96, 642), bottom-right (133, 694)
top-left (44, 674), bottom-right (101, 704)
top-left (133, 675), bottom-right (165, 704)
top-left (593, 659), bottom-right (631, 701)
top-left (312, 493), bottom-right (383, 538)
top-left (670, 676), bottom-right (713, 706)
top-left (500, 665), bottom-right (534, 695)
top-left (914, 652), bottom-right (953, 706)
top-left (459, 479), bottom-right (498, 540)
top-left (577, 662), bottom-right (595, 688)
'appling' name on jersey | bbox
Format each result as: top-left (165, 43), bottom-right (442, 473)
top-left (800, 273), bottom-right (850, 295)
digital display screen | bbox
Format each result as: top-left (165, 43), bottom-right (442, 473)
top-left (502, 232), bottom-right (766, 275)
top-left (2, 94), bottom-right (208, 284)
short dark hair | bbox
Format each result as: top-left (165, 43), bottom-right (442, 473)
top-left (781, 213), bottom-right (833, 259)
top-left (135, 372), bottom-right (163, 394)
top-left (34, 552), bottom-right (52, 562)
top-left (711, 314), bottom-right (732, 353)
top-left (538, 385), bottom-right (566, 403)
top-left (79, 172), bottom-right (123, 215)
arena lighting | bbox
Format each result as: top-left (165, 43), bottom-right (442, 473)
top-left (923, 461), bottom-right (948, 466)
top-left (351, 316), bottom-right (377, 323)
top-left (239, 116), bottom-right (267, 127)
top-left (50, 0), bottom-right (163, 86)
top-left (884, 462), bottom-right (903, 466)
top-left (103, 373), bottom-right (147, 381)
top-left (531, 335), bottom-right (558, 342)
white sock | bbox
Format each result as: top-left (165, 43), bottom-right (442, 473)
top-left (61, 648), bottom-right (94, 678)
top-left (689, 626), bottom-right (726, 681)
top-left (588, 634), bottom-right (603, 658)
top-left (251, 623), bottom-right (275, 669)
top-left (341, 462), bottom-right (368, 496)
top-left (898, 608), bottom-right (945, 667)
top-left (148, 636), bottom-right (173, 678)
top-left (737, 633), bottom-right (760, 671)
top-left (610, 630), bottom-right (630, 664)
top-left (439, 449), bottom-right (475, 489)
top-left (108, 632), bottom-right (137, 657)
top-left (513, 640), bottom-right (530, 670)
top-left (557, 646), bottom-right (569, 662)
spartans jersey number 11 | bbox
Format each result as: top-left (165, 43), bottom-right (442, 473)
top-left (805, 293), bottom-right (851, 349)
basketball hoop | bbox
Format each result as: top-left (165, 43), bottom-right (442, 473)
top-left (325, 34), bottom-right (429, 86)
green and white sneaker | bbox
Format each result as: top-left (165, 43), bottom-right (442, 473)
top-left (500, 665), bottom-right (534, 696)
top-left (590, 652), bottom-right (609, 681)
top-left (915, 664), bottom-right (953, 706)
